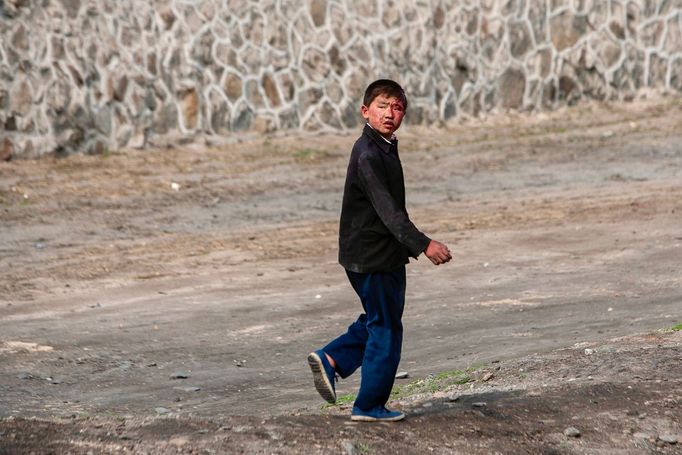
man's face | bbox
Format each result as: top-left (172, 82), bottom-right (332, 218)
top-left (361, 93), bottom-right (405, 139)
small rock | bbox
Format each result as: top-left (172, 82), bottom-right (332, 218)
top-left (395, 371), bottom-right (409, 379)
top-left (18, 372), bottom-right (36, 380)
top-left (481, 372), bottom-right (494, 382)
top-left (174, 386), bottom-right (201, 392)
top-left (343, 441), bottom-right (359, 455)
top-left (170, 371), bottom-right (190, 379)
top-left (633, 432), bottom-right (652, 440)
top-left (50, 378), bottom-right (63, 385)
top-left (197, 429), bottom-right (209, 434)
top-left (170, 182), bottom-right (181, 191)
top-left (584, 348), bottom-right (596, 355)
top-left (448, 394), bottom-right (460, 402)
top-left (34, 243), bottom-right (46, 249)
top-left (155, 407), bottom-right (171, 414)
top-left (472, 402), bottom-right (486, 408)
top-left (564, 427), bottom-right (581, 437)
top-left (659, 434), bottom-right (678, 444)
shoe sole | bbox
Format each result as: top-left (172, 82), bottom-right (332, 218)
top-left (307, 352), bottom-right (336, 404)
top-left (350, 413), bottom-right (405, 422)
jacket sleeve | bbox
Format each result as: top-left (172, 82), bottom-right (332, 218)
top-left (356, 151), bottom-right (431, 258)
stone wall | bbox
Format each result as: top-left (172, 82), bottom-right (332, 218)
top-left (1, 0), bottom-right (681, 159)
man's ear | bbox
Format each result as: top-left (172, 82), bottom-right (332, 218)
top-left (360, 104), bottom-right (369, 120)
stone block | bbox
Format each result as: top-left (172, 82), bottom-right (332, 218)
top-left (265, 23), bottom-right (287, 51)
top-left (509, 20), bottom-right (533, 58)
top-left (153, 102), bottom-right (178, 134)
top-left (670, 57), bottom-right (682, 90)
top-left (278, 108), bottom-right (300, 129)
top-left (442, 90), bottom-right (457, 119)
top-left (276, 73), bottom-right (295, 103)
top-left (319, 101), bottom-right (342, 129)
top-left (433, 5), bottom-right (445, 29)
top-left (223, 72), bottom-right (243, 102)
top-left (11, 23), bottom-right (29, 51)
top-left (309, 0), bottom-right (326, 27)
top-left (328, 46), bottom-right (347, 75)
top-left (10, 79), bottom-right (32, 116)
top-left (191, 30), bottom-right (214, 65)
top-left (528, 1), bottom-right (548, 43)
top-left (550, 11), bottom-right (588, 51)
top-left (592, 30), bottom-right (623, 69)
top-left (245, 79), bottom-right (264, 108)
top-left (253, 115), bottom-right (275, 134)
top-left (542, 80), bottom-right (557, 108)
top-left (498, 67), bottom-right (526, 109)
top-left (301, 47), bottom-right (330, 83)
top-left (558, 74), bottom-right (580, 105)
top-left (639, 20), bottom-right (664, 47)
top-left (1, 137), bottom-right (13, 161)
top-left (302, 113), bottom-right (323, 131)
top-left (179, 88), bottom-right (199, 130)
top-left (231, 101), bottom-right (253, 131)
top-left (298, 87), bottom-right (323, 113)
top-left (261, 73), bottom-right (280, 108)
top-left (330, 4), bottom-right (352, 45)
top-left (341, 101), bottom-right (360, 128)
top-left (648, 52), bottom-right (668, 87)
top-left (59, 0), bottom-right (81, 19)
top-left (93, 105), bottom-right (112, 136)
top-left (626, 2), bottom-right (641, 38)
top-left (610, 21), bottom-right (626, 40)
top-left (208, 90), bottom-right (230, 134)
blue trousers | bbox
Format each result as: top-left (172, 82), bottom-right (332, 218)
top-left (323, 266), bottom-right (406, 411)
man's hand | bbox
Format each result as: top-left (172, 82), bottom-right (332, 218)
top-left (424, 240), bottom-right (452, 265)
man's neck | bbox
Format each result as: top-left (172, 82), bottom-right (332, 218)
top-left (366, 123), bottom-right (396, 144)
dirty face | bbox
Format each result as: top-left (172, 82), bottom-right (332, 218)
top-left (361, 93), bottom-right (406, 140)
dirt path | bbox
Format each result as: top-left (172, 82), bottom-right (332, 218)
top-left (1, 97), bottom-right (681, 452)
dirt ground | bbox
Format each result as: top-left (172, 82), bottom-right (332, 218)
top-left (1, 97), bottom-right (681, 453)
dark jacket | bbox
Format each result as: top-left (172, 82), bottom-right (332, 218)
top-left (338, 124), bottom-right (431, 273)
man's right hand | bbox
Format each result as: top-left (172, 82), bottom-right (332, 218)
top-left (424, 240), bottom-right (452, 265)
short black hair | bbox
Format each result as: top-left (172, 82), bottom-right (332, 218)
top-left (363, 79), bottom-right (408, 110)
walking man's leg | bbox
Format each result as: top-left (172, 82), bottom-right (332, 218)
top-left (349, 267), bottom-right (406, 421)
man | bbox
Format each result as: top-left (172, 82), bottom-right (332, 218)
top-left (308, 79), bottom-right (452, 422)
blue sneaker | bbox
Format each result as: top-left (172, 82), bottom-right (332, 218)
top-left (351, 405), bottom-right (405, 422)
top-left (307, 350), bottom-right (336, 404)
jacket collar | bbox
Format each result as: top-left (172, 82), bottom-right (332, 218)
top-left (363, 123), bottom-right (399, 156)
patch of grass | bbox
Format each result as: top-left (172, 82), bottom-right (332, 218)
top-left (391, 368), bottom-right (475, 400)
top-left (322, 392), bottom-right (356, 409)
top-left (323, 365), bottom-right (485, 409)
top-left (671, 323), bottom-right (682, 331)
top-left (357, 442), bottom-right (370, 454)
top-left (293, 148), bottom-right (331, 163)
